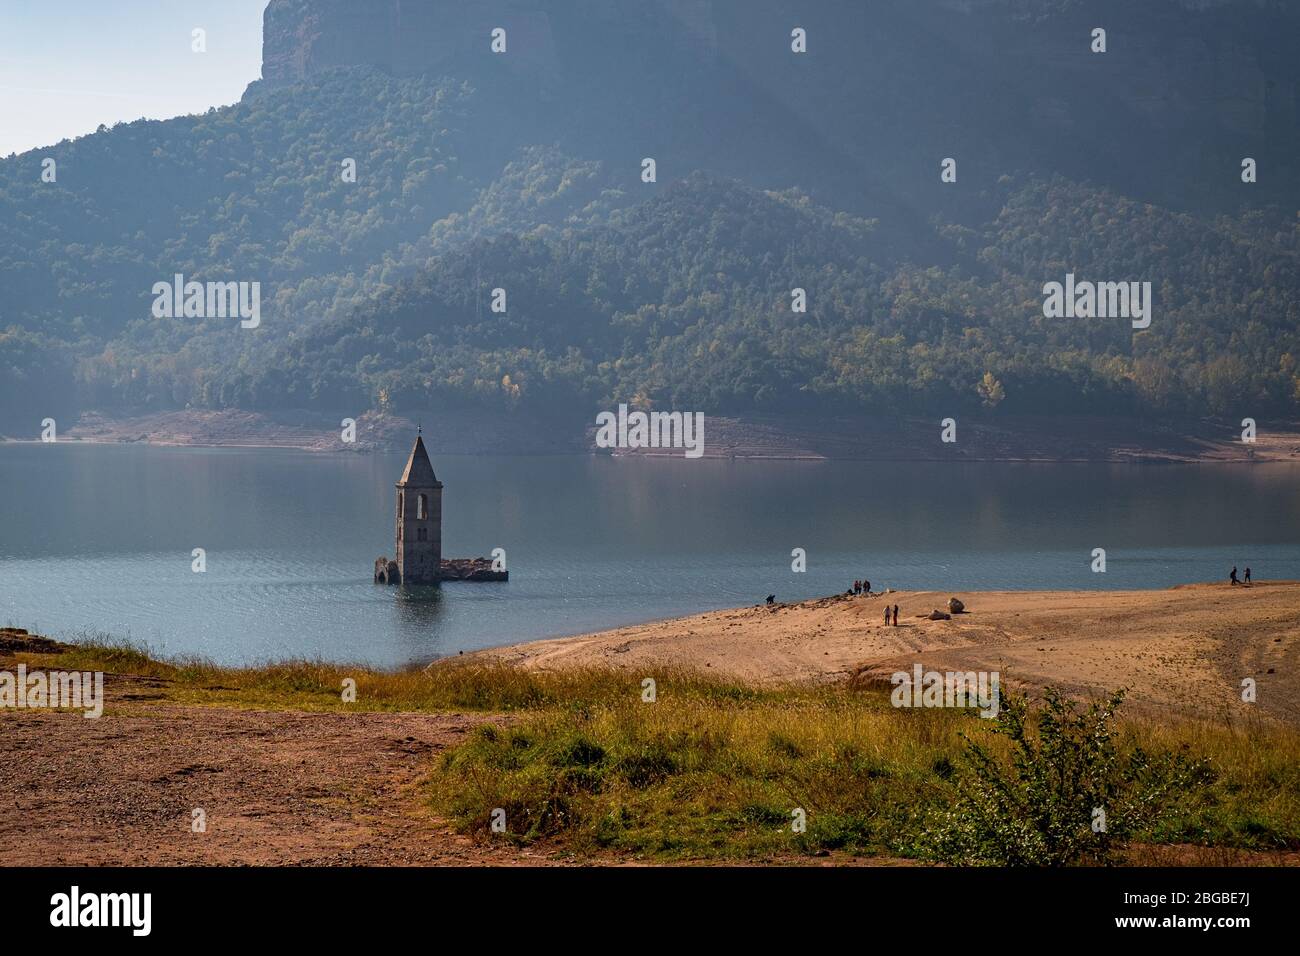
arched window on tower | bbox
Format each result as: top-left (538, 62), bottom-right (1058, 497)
top-left (418, 494), bottom-right (428, 520)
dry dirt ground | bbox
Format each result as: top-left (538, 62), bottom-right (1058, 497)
top-left (0, 689), bottom-right (900, 867)
top-left (0, 695), bottom-right (552, 866)
top-left (0, 655), bottom-right (899, 867)
top-left (482, 582), bottom-right (1300, 725)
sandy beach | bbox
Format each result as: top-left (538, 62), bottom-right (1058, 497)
top-left (480, 582), bottom-right (1300, 725)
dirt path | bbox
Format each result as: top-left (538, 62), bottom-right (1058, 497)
top-left (0, 702), bottom-right (562, 866)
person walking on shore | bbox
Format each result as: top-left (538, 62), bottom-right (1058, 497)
top-left (1245, 567), bottom-right (1252, 585)
top-left (892, 604), bottom-right (899, 626)
top-left (884, 605), bottom-right (891, 625)
top-left (1231, 566), bottom-right (1239, 586)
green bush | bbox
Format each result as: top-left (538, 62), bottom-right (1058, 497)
top-left (922, 688), bottom-right (1211, 866)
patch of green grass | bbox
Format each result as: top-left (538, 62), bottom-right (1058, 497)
top-left (31, 636), bottom-right (773, 714)
top-left (428, 683), bottom-right (1300, 863)
top-left (15, 636), bottom-right (1300, 863)
top-left (430, 688), bottom-right (977, 859)
top-left (49, 636), bottom-right (180, 681)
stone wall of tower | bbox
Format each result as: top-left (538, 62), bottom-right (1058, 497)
top-left (396, 482), bottom-right (442, 584)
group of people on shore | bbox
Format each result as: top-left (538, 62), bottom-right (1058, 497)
top-left (848, 578), bottom-right (900, 625)
top-left (1230, 566), bottom-right (1253, 586)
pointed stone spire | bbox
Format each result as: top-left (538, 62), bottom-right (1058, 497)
top-left (398, 433), bottom-right (438, 486)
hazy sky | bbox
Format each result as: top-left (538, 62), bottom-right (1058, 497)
top-left (0, 0), bottom-right (267, 156)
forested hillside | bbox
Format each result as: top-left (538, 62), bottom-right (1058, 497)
top-left (251, 174), bottom-right (1300, 419)
top-left (2, 0), bottom-right (1298, 432)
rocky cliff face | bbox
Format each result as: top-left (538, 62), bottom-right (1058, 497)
top-left (260, 0), bottom-right (1297, 131)
top-left (262, 0), bottom-right (566, 84)
top-left (256, 0), bottom-right (1300, 213)
top-left (261, 0), bottom-right (719, 86)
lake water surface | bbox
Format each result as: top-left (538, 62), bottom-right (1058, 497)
top-left (1, 443), bottom-right (1297, 667)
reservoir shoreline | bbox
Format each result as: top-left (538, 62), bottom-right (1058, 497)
top-left (4, 408), bottom-right (1299, 463)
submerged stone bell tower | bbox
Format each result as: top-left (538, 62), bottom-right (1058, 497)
top-left (394, 429), bottom-right (442, 584)
top-left (375, 429), bottom-right (506, 585)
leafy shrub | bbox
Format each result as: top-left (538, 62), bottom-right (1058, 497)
top-left (922, 688), bottom-right (1211, 866)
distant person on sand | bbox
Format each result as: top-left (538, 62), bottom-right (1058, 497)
top-left (892, 604), bottom-right (899, 626)
top-left (864, 580), bottom-right (871, 595)
top-left (884, 606), bottom-right (891, 625)
top-left (853, 580), bottom-right (861, 595)
top-left (1245, 567), bottom-right (1252, 585)
top-left (1230, 566), bottom-right (1239, 586)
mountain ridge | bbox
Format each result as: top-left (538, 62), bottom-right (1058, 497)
top-left (1, 1), bottom-right (1297, 433)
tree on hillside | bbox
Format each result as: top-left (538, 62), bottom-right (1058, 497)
top-left (977, 372), bottom-right (1005, 409)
